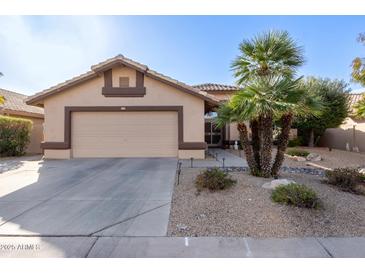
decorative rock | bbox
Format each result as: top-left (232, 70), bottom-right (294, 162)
top-left (221, 166), bottom-right (325, 177)
top-left (176, 224), bottom-right (189, 232)
top-left (293, 156), bottom-right (307, 162)
top-left (306, 153), bottom-right (322, 161)
top-left (262, 179), bottom-right (296, 189)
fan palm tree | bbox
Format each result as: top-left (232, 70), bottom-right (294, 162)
top-left (216, 76), bottom-right (319, 177)
top-left (231, 30), bottom-right (304, 84)
top-left (216, 30), bottom-right (319, 177)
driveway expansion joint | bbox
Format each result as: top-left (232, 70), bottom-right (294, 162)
top-left (315, 238), bottom-right (334, 258)
top-left (84, 236), bottom-right (100, 258)
top-left (89, 202), bottom-right (171, 236)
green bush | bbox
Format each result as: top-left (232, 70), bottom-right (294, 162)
top-left (287, 138), bottom-right (302, 147)
top-left (324, 168), bottom-right (365, 195)
top-left (0, 115), bottom-right (32, 157)
top-left (195, 167), bottom-right (236, 191)
top-left (271, 183), bottom-right (320, 208)
top-left (286, 148), bottom-right (310, 157)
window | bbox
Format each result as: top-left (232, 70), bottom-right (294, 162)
top-left (119, 77), bottom-right (130, 88)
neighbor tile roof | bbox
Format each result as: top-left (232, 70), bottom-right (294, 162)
top-left (348, 92), bottom-right (364, 108)
top-left (193, 83), bottom-right (240, 92)
top-left (0, 88), bottom-right (44, 116)
top-left (26, 54), bottom-right (219, 106)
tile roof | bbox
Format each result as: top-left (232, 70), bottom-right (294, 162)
top-left (348, 92), bottom-right (364, 108)
top-left (193, 83), bottom-right (239, 92)
top-left (0, 88), bottom-right (44, 117)
top-left (26, 55), bottom-right (219, 106)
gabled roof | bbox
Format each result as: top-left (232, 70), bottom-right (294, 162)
top-left (193, 83), bottom-right (239, 92)
top-left (26, 55), bottom-right (219, 106)
top-left (0, 88), bottom-right (44, 118)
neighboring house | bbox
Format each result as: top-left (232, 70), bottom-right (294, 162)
top-left (319, 92), bottom-right (365, 152)
top-left (26, 55), bottom-right (220, 159)
top-left (0, 88), bottom-right (44, 154)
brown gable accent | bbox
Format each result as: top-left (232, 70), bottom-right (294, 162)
top-left (101, 69), bottom-right (146, 97)
top-left (26, 55), bottom-right (219, 106)
top-left (41, 106), bottom-right (206, 151)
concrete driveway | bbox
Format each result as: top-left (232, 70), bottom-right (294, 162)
top-left (0, 157), bottom-right (177, 237)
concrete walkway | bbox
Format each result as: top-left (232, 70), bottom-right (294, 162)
top-left (0, 236), bottom-right (364, 258)
top-left (180, 149), bottom-right (247, 168)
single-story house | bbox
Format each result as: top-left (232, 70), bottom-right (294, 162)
top-left (0, 88), bottom-right (44, 154)
top-left (319, 92), bottom-right (365, 152)
top-left (26, 55), bottom-right (232, 159)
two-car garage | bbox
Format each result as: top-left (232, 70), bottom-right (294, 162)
top-left (71, 111), bottom-right (178, 158)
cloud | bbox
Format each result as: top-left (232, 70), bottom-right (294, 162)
top-left (0, 16), bottom-right (117, 94)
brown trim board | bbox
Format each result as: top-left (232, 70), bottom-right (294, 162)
top-left (41, 106), bottom-right (207, 151)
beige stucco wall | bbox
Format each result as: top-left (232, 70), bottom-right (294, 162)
top-left (208, 91), bottom-right (232, 102)
top-left (44, 149), bottom-right (71, 159)
top-left (43, 66), bottom-right (205, 159)
top-left (319, 117), bottom-right (365, 152)
top-left (8, 115), bottom-right (43, 154)
top-left (229, 122), bottom-right (240, 141)
top-left (178, 150), bottom-right (205, 159)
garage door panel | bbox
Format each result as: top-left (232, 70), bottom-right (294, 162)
top-left (72, 112), bottom-right (178, 158)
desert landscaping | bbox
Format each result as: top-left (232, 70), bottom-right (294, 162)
top-left (168, 165), bottom-right (365, 237)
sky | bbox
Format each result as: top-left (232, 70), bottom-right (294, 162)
top-left (0, 15), bottom-right (364, 95)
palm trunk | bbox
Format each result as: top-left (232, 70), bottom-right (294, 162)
top-left (249, 119), bottom-right (261, 169)
top-left (271, 113), bottom-right (294, 177)
top-left (259, 114), bottom-right (273, 178)
top-left (237, 122), bottom-right (259, 176)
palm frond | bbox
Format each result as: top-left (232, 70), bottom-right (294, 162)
top-left (232, 30), bottom-right (304, 84)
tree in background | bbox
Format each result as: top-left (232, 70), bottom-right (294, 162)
top-left (293, 77), bottom-right (350, 146)
top-left (354, 94), bottom-right (365, 118)
top-left (352, 33), bottom-right (365, 86)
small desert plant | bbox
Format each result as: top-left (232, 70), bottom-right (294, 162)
top-left (271, 183), bottom-right (320, 208)
top-left (286, 148), bottom-right (310, 157)
top-left (287, 138), bottom-right (302, 147)
top-left (324, 168), bottom-right (365, 195)
top-left (195, 167), bottom-right (236, 191)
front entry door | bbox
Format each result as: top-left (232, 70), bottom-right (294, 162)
top-left (205, 119), bottom-right (222, 147)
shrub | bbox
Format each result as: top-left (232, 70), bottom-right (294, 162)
top-left (0, 115), bottom-right (32, 157)
top-left (271, 183), bottom-right (320, 208)
top-left (286, 148), bottom-right (310, 157)
top-left (287, 138), bottom-right (302, 147)
top-left (324, 168), bottom-right (365, 195)
top-left (195, 167), bottom-right (236, 191)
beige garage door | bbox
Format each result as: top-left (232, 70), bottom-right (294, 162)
top-left (72, 111), bottom-right (178, 158)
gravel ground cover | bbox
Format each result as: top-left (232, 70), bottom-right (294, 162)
top-left (168, 168), bottom-right (365, 237)
top-left (228, 147), bottom-right (365, 169)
